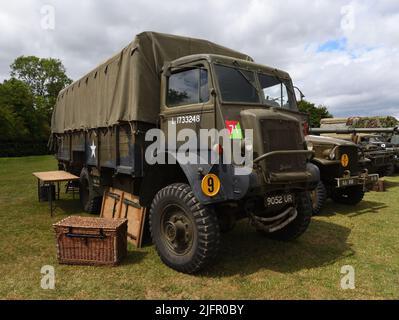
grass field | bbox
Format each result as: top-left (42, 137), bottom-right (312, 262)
top-left (0, 155), bottom-right (398, 300)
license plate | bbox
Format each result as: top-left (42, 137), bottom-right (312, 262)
top-left (265, 193), bottom-right (294, 208)
top-left (339, 178), bottom-right (356, 187)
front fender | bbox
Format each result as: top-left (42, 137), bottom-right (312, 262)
top-left (162, 151), bottom-right (251, 205)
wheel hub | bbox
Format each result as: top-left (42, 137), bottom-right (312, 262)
top-left (165, 221), bottom-right (187, 242)
top-left (161, 208), bottom-right (193, 255)
top-left (165, 222), bottom-right (177, 241)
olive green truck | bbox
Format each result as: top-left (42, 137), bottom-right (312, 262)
top-left (51, 32), bottom-right (319, 273)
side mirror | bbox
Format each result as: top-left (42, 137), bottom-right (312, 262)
top-left (294, 86), bottom-right (305, 102)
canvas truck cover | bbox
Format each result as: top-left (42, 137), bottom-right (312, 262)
top-left (320, 117), bottom-right (399, 129)
top-left (51, 31), bottom-right (253, 133)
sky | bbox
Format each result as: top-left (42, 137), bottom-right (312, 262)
top-left (0, 0), bottom-right (398, 118)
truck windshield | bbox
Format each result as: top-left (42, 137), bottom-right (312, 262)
top-left (214, 64), bottom-right (295, 110)
top-left (258, 73), bottom-right (293, 109)
top-left (214, 64), bottom-right (260, 103)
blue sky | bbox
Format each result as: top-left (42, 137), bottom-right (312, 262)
top-left (318, 38), bottom-right (348, 52)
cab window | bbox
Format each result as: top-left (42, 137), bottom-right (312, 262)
top-left (214, 64), bottom-right (260, 103)
top-left (167, 68), bottom-right (209, 107)
top-left (258, 73), bottom-right (290, 109)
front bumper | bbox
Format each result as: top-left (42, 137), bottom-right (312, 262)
top-left (335, 171), bottom-right (379, 188)
top-left (253, 149), bottom-right (317, 184)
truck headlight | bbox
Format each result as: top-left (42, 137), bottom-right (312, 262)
top-left (323, 147), bottom-right (336, 160)
top-left (329, 148), bottom-right (336, 160)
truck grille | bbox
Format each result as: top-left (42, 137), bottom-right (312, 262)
top-left (337, 145), bottom-right (359, 175)
top-left (260, 119), bottom-right (306, 173)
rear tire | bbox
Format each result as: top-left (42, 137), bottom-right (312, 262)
top-left (257, 192), bottom-right (312, 241)
top-left (150, 183), bottom-right (220, 274)
top-left (310, 181), bottom-right (327, 215)
top-left (79, 168), bottom-right (102, 214)
top-left (331, 185), bottom-right (364, 205)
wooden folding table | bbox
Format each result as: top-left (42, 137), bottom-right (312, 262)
top-left (33, 171), bottom-right (80, 216)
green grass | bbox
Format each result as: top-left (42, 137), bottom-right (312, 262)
top-left (0, 155), bottom-right (398, 299)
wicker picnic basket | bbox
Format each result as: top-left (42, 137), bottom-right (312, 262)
top-left (53, 216), bottom-right (128, 266)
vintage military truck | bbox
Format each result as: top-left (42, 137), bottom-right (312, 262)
top-left (349, 115), bottom-right (399, 172)
top-left (51, 32), bottom-right (319, 273)
top-left (388, 134), bottom-right (399, 170)
top-left (305, 135), bottom-right (379, 215)
top-left (356, 134), bottom-right (399, 172)
top-left (314, 118), bottom-right (396, 177)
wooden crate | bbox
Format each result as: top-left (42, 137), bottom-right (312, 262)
top-left (372, 179), bottom-right (385, 192)
top-left (101, 188), bottom-right (146, 248)
top-left (100, 188), bottom-right (124, 219)
top-left (53, 216), bottom-right (127, 266)
top-left (118, 193), bottom-right (147, 248)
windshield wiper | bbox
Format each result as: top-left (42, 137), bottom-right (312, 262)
top-left (232, 61), bottom-right (261, 98)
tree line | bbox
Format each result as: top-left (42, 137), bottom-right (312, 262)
top-left (0, 56), bottom-right (72, 156)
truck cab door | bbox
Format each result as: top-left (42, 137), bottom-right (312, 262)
top-left (160, 62), bottom-right (216, 150)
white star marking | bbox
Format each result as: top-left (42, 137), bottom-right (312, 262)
top-left (90, 140), bottom-right (96, 158)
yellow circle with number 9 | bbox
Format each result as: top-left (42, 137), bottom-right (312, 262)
top-left (341, 154), bottom-right (349, 167)
top-left (201, 174), bottom-right (221, 197)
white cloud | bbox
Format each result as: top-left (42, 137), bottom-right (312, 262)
top-left (0, 0), bottom-right (398, 118)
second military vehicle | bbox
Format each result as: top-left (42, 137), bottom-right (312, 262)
top-left (305, 135), bottom-right (379, 215)
top-left (357, 134), bottom-right (399, 173)
top-left (315, 118), bottom-right (396, 177)
top-left (51, 32), bottom-right (319, 273)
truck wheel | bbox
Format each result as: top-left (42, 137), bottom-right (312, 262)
top-left (149, 183), bottom-right (220, 274)
top-left (79, 168), bottom-right (102, 214)
top-left (310, 181), bottom-right (327, 216)
top-left (331, 185), bottom-right (364, 205)
top-left (258, 192), bottom-right (312, 241)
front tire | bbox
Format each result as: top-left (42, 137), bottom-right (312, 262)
top-left (257, 192), bottom-right (312, 241)
top-left (149, 183), bottom-right (220, 274)
top-left (331, 185), bottom-right (365, 205)
top-left (310, 181), bottom-right (327, 215)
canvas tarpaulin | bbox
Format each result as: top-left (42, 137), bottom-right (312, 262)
top-left (51, 31), bottom-right (253, 133)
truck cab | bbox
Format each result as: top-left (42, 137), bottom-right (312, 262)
top-left (158, 54), bottom-right (318, 195)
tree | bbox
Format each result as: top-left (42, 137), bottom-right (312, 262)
top-left (0, 105), bottom-right (29, 140)
top-left (297, 99), bottom-right (333, 128)
top-left (0, 79), bottom-right (35, 140)
top-left (0, 78), bottom-right (54, 141)
top-left (10, 56), bottom-right (72, 124)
